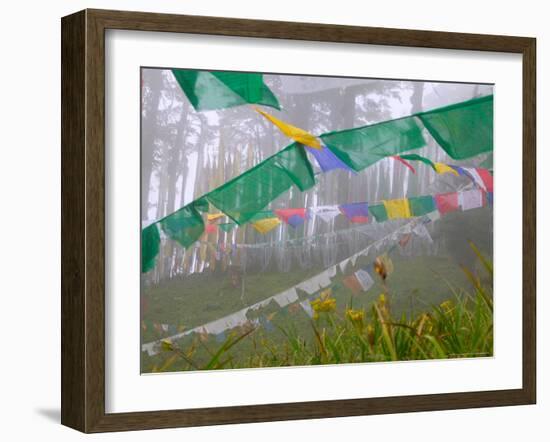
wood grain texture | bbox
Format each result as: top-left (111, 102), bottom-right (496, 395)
top-left (61, 8), bottom-right (537, 433)
top-left (61, 10), bottom-right (86, 431)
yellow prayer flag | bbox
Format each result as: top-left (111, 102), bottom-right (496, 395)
top-left (251, 217), bottom-right (281, 234)
top-left (207, 213), bottom-right (224, 222)
top-left (255, 108), bottom-right (322, 149)
top-left (382, 198), bottom-right (412, 219)
top-left (434, 162), bottom-right (460, 176)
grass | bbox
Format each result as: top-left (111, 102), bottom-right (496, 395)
top-left (141, 253), bottom-right (476, 343)
top-left (142, 243), bottom-right (493, 372)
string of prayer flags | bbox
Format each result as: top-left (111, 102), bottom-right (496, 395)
top-left (339, 202), bottom-right (369, 223)
top-left (141, 94), bottom-right (494, 274)
top-left (172, 69), bottom-right (280, 111)
top-left (310, 205), bottom-right (341, 223)
top-left (392, 155), bottom-right (416, 174)
top-left (435, 192), bottom-right (460, 215)
top-left (251, 217), bottom-right (281, 234)
top-left (369, 204), bottom-right (389, 222)
top-left (383, 198), bottom-right (412, 219)
top-left (255, 108), bottom-right (321, 149)
top-left (408, 195), bottom-right (436, 217)
top-left (434, 162), bottom-right (460, 176)
top-left (206, 143), bottom-right (316, 225)
top-left (275, 208), bottom-right (308, 228)
top-left (306, 143), bottom-right (355, 173)
top-left (459, 189), bottom-right (484, 211)
top-left (399, 153), bottom-right (437, 171)
top-left (141, 223), bottom-right (160, 273)
top-left (320, 116), bottom-right (426, 172)
top-left (142, 218), bottom-right (426, 354)
top-left (417, 94), bottom-right (493, 159)
top-left (354, 269), bottom-right (374, 292)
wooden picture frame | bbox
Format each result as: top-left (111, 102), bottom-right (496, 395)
top-left (61, 8), bottom-right (536, 433)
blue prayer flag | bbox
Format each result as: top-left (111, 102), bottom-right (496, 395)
top-left (306, 143), bottom-right (355, 173)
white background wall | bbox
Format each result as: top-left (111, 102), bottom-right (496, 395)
top-left (0, 0), bottom-right (546, 440)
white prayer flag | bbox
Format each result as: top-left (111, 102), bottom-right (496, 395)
top-left (311, 206), bottom-right (341, 223)
top-left (273, 288), bottom-right (299, 307)
top-left (354, 269), bottom-right (374, 291)
top-left (339, 258), bottom-right (350, 273)
top-left (459, 189), bottom-right (483, 211)
top-left (248, 297), bottom-right (273, 311)
top-left (297, 277), bottom-right (321, 295)
top-left (317, 271), bottom-right (332, 288)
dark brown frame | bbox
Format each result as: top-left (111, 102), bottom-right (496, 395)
top-left (61, 8), bottom-right (536, 433)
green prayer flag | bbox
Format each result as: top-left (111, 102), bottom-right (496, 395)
top-left (159, 201), bottom-right (205, 248)
top-left (408, 195), bottom-right (436, 216)
top-left (206, 143), bottom-right (315, 225)
top-left (418, 95), bottom-right (493, 160)
top-left (399, 153), bottom-right (437, 171)
top-left (369, 204), bottom-right (388, 222)
top-left (171, 69), bottom-right (280, 111)
top-left (141, 223), bottom-right (160, 273)
top-left (320, 116), bottom-right (426, 172)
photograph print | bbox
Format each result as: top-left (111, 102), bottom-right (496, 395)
top-left (140, 68), bottom-right (494, 374)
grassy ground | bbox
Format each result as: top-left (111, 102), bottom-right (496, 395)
top-left (141, 245), bottom-right (493, 372)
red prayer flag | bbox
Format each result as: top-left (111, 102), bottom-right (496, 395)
top-left (392, 156), bottom-right (416, 174)
top-left (343, 274), bottom-right (363, 295)
top-left (274, 208), bottom-right (307, 224)
top-left (435, 192), bottom-right (459, 215)
top-left (476, 168), bottom-right (493, 192)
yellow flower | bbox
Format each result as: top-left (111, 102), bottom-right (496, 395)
top-left (160, 339), bottom-right (174, 352)
top-left (346, 308), bottom-right (365, 323)
top-left (378, 293), bottom-right (387, 305)
top-left (440, 300), bottom-right (454, 313)
top-left (319, 288), bottom-right (333, 300)
top-left (311, 296), bottom-right (337, 314)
